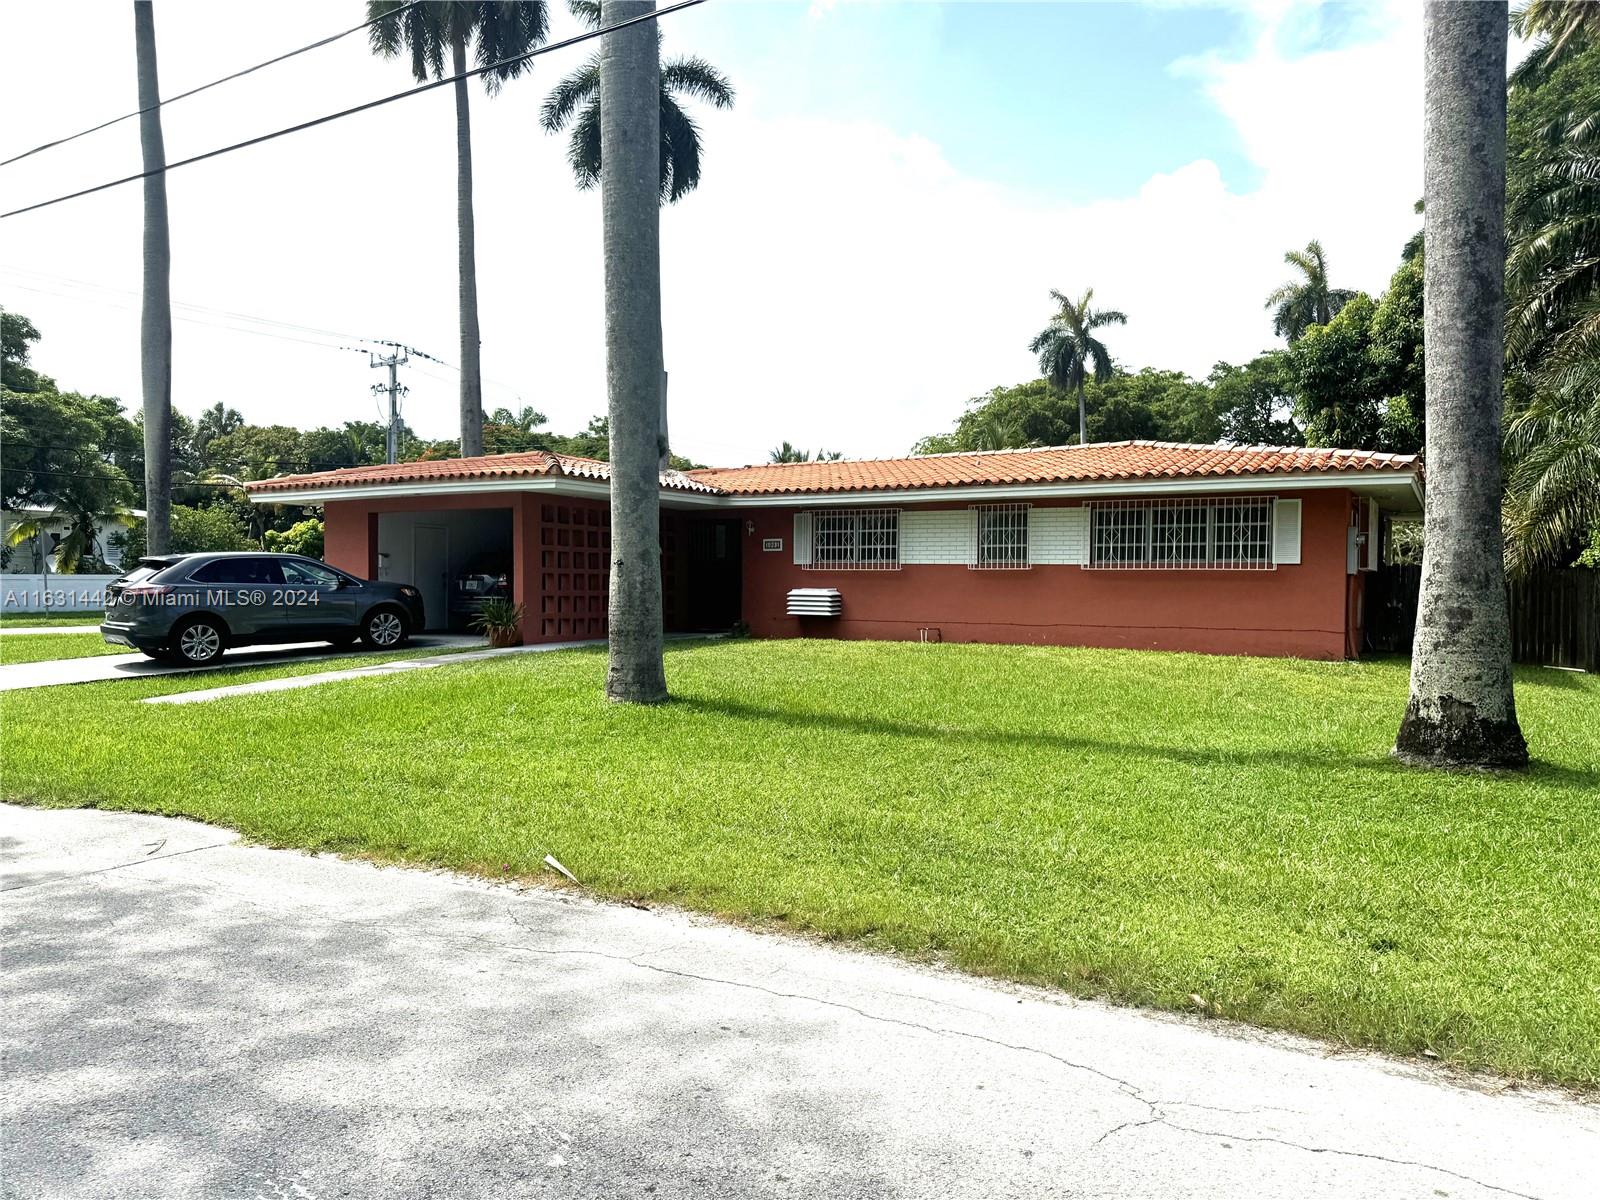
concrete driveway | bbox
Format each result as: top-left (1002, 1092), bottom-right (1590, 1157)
top-left (4, 804), bottom-right (1596, 1200)
top-left (0, 633), bottom-right (480, 692)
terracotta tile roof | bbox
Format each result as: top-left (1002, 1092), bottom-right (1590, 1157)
top-left (244, 450), bottom-right (723, 495)
top-left (687, 441), bottom-right (1421, 496)
top-left (244, 441), bottom-right (1419, 500)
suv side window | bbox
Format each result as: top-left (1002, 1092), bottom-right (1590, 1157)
top-left (189, 558), bottom-right (286, 585)
top-left (281, 560), bottom-right (342, 587)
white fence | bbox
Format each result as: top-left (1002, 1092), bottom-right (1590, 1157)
top-left (0, 573), bottom-right (120, 614)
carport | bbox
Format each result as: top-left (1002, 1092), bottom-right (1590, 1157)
top-left (375, 507), bottom-right (512, 632)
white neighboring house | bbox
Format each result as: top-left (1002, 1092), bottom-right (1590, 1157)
top-left (1, 504), bottom-right (146, 574)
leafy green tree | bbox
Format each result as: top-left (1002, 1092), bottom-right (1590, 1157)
top-left (1028, 288), bottom-right (1127, 444)
top-left (368, 0), bottom-right (550, 457)
top-left (192, 402), bottom-right (243, 458)
top-left (1, 388), bottom-right (133, 512)
top-left (264, 518), bottom-right (325, 558)
top-left (1265, 240), bottom-right (1357, 344)
top-left (116, 503), bottom-right (252, 564)
top-left (1208, 355), bottom-right (1303, 446)
top-left (1, 311), bottom-right (52, 393)
top-left (540, 0), bottom-right (735, 203)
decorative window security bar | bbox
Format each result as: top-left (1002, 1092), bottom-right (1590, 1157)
top-left (809, 508), bottom-right (901, 570)
top-left (971, 503), bottom-right (1030, 569)
top-left (1086, 496), bottom-right (1275, 570)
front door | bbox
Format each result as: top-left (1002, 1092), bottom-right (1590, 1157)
top-left (412, 525), bottom-right (450, 632)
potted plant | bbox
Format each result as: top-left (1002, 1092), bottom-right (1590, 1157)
top-left (471, 597), bottom-right (525, 648)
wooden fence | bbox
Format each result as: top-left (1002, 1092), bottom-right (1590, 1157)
top-left (1367, 565), bottom-right (1599, 672)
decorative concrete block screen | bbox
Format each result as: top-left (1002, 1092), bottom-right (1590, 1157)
top-left (537, 504), bottom-right (608, 640)
top-left (0, 573), bottom-right (121, 613)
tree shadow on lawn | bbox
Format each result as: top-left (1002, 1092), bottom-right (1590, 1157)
top-left (673, 695), bottom-right (1600, 791)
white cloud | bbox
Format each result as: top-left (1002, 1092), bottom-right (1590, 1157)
top-left (0, 0), bottom-right (1427, 466)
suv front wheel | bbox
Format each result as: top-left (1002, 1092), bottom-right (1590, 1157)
top-left (172, 617), bottom-right (225, 666)
top-left (362, 607), bottom-right (409, 649)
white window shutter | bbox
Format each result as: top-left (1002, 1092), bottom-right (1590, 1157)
top-left (793, 512), bottom-right (813, 566)
top-left (1071, 507), bottom-right (1091, 565)
top-left (1272, 499), bottom-right (1302, 565)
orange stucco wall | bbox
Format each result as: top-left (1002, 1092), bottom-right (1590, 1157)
top-left (324, 486), bottom-right (1362, 659)
top-left (736, 489), bottom-right (1356, 660)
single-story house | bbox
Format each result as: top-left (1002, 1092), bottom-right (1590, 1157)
top-left (245, 440), bottom-right (1423, 660)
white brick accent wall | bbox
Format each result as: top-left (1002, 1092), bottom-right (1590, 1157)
top-left (901, 509), bottom-right (974, 565)
top-left (1029, 507), bottom-right (1089, 565)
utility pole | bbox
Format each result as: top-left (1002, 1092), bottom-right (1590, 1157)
top-left (368, 342), bottom-right (409, 464)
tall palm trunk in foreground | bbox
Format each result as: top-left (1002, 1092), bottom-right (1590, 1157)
top-left (601, 0), bottom-right (668, 703)
top-left (452, 30), bottom-right (484, 457)
top-left (133, 1), bottom-right (171, 554)
top-left (1395, 2), bottom-right (1528, 768)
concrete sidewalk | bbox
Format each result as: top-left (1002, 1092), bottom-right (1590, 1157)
top-left (0, 633), bottom-right (480, 692)
top-left (3, 804), bottom-right (1595, 1199)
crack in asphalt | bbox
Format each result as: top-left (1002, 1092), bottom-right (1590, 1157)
top-left (15, 843), bottom-right (1559, 1200)
top-left (0, 840), bottom-right (235, 893)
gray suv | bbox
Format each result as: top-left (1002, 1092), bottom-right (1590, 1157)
top-left (100, 552), bottom-right (427, 666)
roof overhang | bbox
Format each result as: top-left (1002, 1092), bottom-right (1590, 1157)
top-left (250, 468), bottom-right (1423, 514)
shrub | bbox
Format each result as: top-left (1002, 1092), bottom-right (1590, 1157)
top-left (264, 518), bottom-right (324, 559)
top-left (115, 504), bottom-right (252, 563)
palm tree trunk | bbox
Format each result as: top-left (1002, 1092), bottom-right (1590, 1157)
top-left (600, 0), bottom-right (667, 703)
top-left (452, 32), bottom-right (485, 459)
top-left (1395, 1), bottom-right (1528, 768)
top-left (1076, 386), bottom-right (1086, 444)
top-left (133, 1), bottom-right (171, 555)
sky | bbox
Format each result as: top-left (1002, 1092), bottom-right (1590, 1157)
top-left (0, 0), bottom-right (1441, 467)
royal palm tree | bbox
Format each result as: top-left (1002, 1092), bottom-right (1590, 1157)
top-left (540, 0), bottom-right (734, 203)
top-left (133, 2), bottom-right (171, 554)
top-left (368, 1), bottom-right (549, 458)
top-left (600, 0), bottom-right (668, 703)
top-left (1029, 288), bottom-right (1126, 445)
top-left (1264, 239), bottom-right (1357, 344)
top-left (1395, 1), bottom-right (1528, 768)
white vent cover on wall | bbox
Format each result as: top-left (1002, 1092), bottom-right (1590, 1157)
top-left (787, 587), bottom-right (842, 617)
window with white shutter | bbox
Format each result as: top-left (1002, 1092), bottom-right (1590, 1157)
top-left (792, 512), bottom-right (813, 566)
top-left (1271, 499), bottom-right (1302, 565)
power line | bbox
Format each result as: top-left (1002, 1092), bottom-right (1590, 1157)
top-left (0, 2), bottom-right (424, 168)
top-left (1, 0), bottom-right (709, 220)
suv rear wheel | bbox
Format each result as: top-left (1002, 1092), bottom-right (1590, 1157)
top-left (172, 617), bottom-right (225, 666)
top-left (362, 607), bottom-right (408, 649)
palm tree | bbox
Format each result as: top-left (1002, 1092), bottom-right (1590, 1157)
top-left (1395, 1), bottom-right (1528, 769)
top-left (1264, 240), bottom-right (1357, 344)
top-left (6, 480), bottom-right (137, 574)
top-left (1028, 288), bottom-right (1126, 445)
top-left (368, 1), bottom-right (549, 458)
top-left (133, 2), bottom-right (171, 555)
top-left (1502, 361), bottom-right (1600, 576)
top-left (192, 402), bottom-right (243, 459)
top-left (1506, 111), bottom-right (1600, 369)
top-left (600, 1), bottom-right (668, 703)
top-left (1509, 0), bottom-right (1600, 90)
top-left (540, 1), bottom-right (734, 203)
top-left (768, 443), bottom-right (843, 463)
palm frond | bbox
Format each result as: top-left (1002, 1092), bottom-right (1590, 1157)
top-left (659, 93), bottom-right (703, 202)
top-left (539, 56), bottom-right (599, 131)
top-left (661, 54), bottom-right (735, 107)
top-left (473, 1), bottom-right (550, 94)
top-left (568, 0), bottom-right (602, 31)
top-left (566, 98), bottom-right (602, 190)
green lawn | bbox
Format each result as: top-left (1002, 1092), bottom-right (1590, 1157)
top-left (3, 639), bottom-right (1596, 1084)
top-left (0, 633), bottom-right (128, 664)
top-left (0, 611), bottom-right (104, 627)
